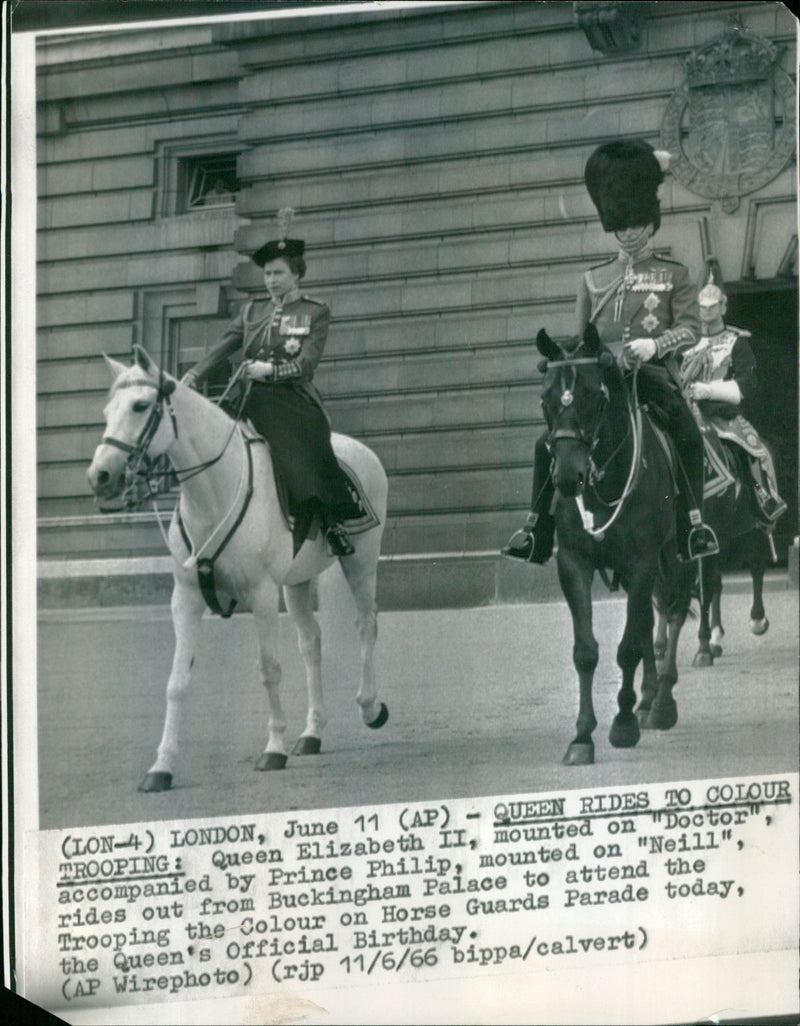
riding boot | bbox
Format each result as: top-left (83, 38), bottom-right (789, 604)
top-left (325, 521), bottom-right (355, 557)
top-left (653, 385), bottom-right (718, 561)
top-left (673, 436), bottom-right (718, 561)
top-left (750, 454), bottom-right (787, 525)
top-left (501, 433), bottom-right (556, 564)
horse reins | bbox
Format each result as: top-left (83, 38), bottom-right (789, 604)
top-left (544, 354), bottom-right (643, 540)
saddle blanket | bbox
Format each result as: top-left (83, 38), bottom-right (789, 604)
top-left (707, 412), bottom-right (768, 459)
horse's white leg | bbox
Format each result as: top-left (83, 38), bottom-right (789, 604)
top-left (251, 585), bottom-right (290, 770)
top-left (140, 580), bottom-right (206, 792)
top-left (283, 580), bottom-right (327, 755)
top-left (340, 556), bottom-right (387, 729)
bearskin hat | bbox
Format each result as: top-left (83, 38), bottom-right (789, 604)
top-left (584, 140), bottom-right (669, 233)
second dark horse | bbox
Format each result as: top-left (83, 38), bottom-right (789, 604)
top-left (536, 324), bottom-right (694, 765)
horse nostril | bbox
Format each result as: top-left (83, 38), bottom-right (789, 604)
top-left (97, 470), bottom-right (110, 487)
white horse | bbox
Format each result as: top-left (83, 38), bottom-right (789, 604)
top-left (87, 346), bottom-right (389, 790)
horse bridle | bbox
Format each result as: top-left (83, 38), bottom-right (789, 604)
top-left (542, 353), bottom-right (643, 538)
top-left (102, 377), bottom-right (178, 465)
top-left (100, 376), bottom-right (179, 507)
top-left (543, 357), bottom-right (610, 454)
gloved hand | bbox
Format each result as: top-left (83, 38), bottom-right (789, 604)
top-left (686, 379), bottom-right (742, 404)
top-left (621, 337), bottom-right (657, 369)
top-left (243, 360), bottom-right (275, 381)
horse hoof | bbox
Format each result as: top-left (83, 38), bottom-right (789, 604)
top-left (139, 772), bottom-right (172, 792)
top-left (750, 618), bottom-right (769, 636)
top-left (562, 742), bottom-right (594, 766)
top-left (647, 700), bottom-right (678, 731)
top-left (366, 703), bottom-right (389, 730)
top-left (710, 644), bottom-right (723, 658)
top-left (255, 752), bottom-right (287, 771)
top-left (692, 651), bottom-right (714, 668)
top-left (292, 736), bottom-right (322, 756)
top-left (609, 716), bottom-right (640, 749)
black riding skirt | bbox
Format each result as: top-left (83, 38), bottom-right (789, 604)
top-left (244, 382), bottom-right (359, 520)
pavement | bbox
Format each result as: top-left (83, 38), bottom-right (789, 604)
top-left (35, 569), bottom-right (798, 832)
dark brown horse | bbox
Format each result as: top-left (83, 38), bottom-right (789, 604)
top-left (536, 324), bottom-right (694, 765)
top-left (658, 429), bottom-right (778, 668)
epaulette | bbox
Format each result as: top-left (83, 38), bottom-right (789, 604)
top-left (301, 294), bottom-right (325, 305)
top-left (651, 254), bottom-right (684, 266)
top-left (728, 324), bottom-right (752, 339)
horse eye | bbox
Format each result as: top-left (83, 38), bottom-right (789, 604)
top-left (132, 400), bottom-right (151, 413)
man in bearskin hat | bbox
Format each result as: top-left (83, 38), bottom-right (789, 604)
top-left (503, 139), bottom-right (718, 564)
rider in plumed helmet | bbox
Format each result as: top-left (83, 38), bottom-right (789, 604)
top-left (503, 139), bottom-right (718, 564)
top-left (681, 270), bottom-right (787, 528)
top-left (184, 208), bottom-right (359, 558)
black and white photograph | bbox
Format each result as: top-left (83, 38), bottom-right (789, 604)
top-left (5, 1), bottom-right (799, 1023)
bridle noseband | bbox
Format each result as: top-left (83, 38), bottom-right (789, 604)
top-left (100, 376), bottom-right (179, 507)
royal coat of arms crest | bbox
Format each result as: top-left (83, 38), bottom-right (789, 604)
top-left (660, 19), bottom-right (795, 213)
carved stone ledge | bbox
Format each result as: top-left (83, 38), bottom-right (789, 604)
top-left (573, 1), bottom-right (647, 54)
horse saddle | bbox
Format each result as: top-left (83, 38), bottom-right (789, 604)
top-left (280, 460), bottom-right (380, 556)
top-left (698, 414), bottom-right (786, 524)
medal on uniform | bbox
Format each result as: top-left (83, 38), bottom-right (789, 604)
top-left (640, 292), bottom-right (660, 333)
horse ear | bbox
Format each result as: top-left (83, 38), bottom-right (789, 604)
top-left (133, 344), bottom-right (157, 375)
top-left (103, 353), bottom-right (128, 380)
top-left (536, 329), bottom-right (561, 361)
top-left (583, 322), bottom-right (601, 355)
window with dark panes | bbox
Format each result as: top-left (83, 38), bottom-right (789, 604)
top-left (182, 154), bottom-right (239, 211)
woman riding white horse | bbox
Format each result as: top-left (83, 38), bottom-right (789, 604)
top-left (87, 345), bottom-right (388, 789)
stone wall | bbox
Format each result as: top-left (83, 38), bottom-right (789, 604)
top-left (36, 1), bottom-right (797, 567)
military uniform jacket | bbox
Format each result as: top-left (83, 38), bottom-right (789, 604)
top-left (680, 325), bottom-right (757, 422)
top-left (191, 291), bottom-right (330, 410)
top-left (576, 250), bottom-right (700, 364)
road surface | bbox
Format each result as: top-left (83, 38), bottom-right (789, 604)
top-left (36, 573), bottom-right (798, 830)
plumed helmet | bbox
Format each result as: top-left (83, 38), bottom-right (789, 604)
top-left (251, 207), bottom-right (305, 267)
top-left (584, 140), bottom-right (670, 233)
top-left (698, 263), bottom-right (726, 307)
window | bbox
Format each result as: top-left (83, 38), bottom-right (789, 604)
top-left (170, 316), bottom-right (232, 397)
top-left (182, 154), bottom-right (239, 210)
top-left (156, 138), bottom-right (240, 217)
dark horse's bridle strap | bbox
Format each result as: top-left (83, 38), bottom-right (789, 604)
top-left (175, 435), bottom-right (259, 619)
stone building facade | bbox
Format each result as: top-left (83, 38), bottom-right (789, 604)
top-left (35, 1), bottom-right (797, 596)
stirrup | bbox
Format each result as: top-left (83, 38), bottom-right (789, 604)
top-left (501, 514), bottom-right (554, 564)
top-left (501, 527), bottom-right (535, 562)
top-left (686, 523), bottom-right (719, 561)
